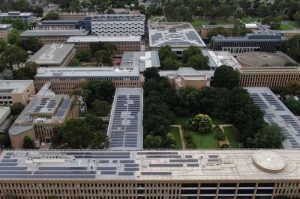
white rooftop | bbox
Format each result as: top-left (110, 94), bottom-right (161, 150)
top-left (67, 36), bottom-right (141, 43)
top-left (35, 67), bottom-right (140, 78)
top-left (1, 149), bottom-right (300, 180)
top-left (0, 80), bottom-right (33, 95)
top-left (148, 22), bottom-right (206, 48)
top-left (203, 50), bottom-right (242, 70)
top-left (28, 44), bottom-right (75, 66)
top-left (247, 87), bottom-right (300, 149)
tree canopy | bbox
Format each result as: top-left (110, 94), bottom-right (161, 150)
top-left (13, 62), bottom-right (38, 80)
top-left (44, 12), bottom-right (59, 20)
top-left (287, 35), bottom-right (300, 63)
top-left (158, 45), bottom-right (180, 70)
top-left (23, 136), bottom-right (35, 149)
top-left (211, 65), bottom-right (240, 90)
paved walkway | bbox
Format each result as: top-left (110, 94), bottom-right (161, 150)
top-left (218, 124), bottom-right (234, 132)
top-left (170, 125), bottom-right (186, 149)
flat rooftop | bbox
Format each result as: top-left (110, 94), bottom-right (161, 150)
top-left (67, 36), bottom-right (141, 43)
top-left (159, 67), bottom-right (214, 78)
top-left (9, 84), bottom-right (73, 136)
top-left (121, 51), bottom-right (160, 72)
top-left (0, 80), bottom-right (33, 95)
top-left (236, 52), bottom-right (298, 67)
top-left (107, 88), bottom-right (143, 150)
top-left (247, 87), bottom-right (300, 149)
top-left (88, 14), bottom-right (145, 21)
top-left (20, 30), bottom-right (89, 37)
top-left (28, 44), bottom-right (75, 66)
top-left (0, 11), bottom-right (33, 17)
top-left (203, 50), bottom-right (242, 70)
top-left (1, 149), bottom-right (300, 180)
top-left (148, 21), bottom-right (206, 48)
top-left (35, 67), bottom-right (140, 78)
top-left (0, 24), bottom-right (12, 30)
top-left (212, 32), bottom-right (286, 41)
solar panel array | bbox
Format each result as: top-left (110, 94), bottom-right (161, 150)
top-left (247, 87), bottom-right (300, 149)
top-left (108, 88), bottom-right (143, 150)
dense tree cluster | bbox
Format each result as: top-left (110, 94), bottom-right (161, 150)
top-left (149, 0), bottom-right (299, 23)
top-left (182, 46), bottom-right (209, 70)
top-left (211, 65), bottom-right (240, 90)
top-left (287, 35), bottom-right (300, 63)
top-left (13, 62), bottom-right (38, 80)
top-left (52, 116), bottom-right (109, 149)
top-left (80, 80), bottom-right (115, 117)
top-left (158, 45), bottom-right (179, 70)
top-left (0, 0), bottom-right (43, 17)
top-left (23, 136), bottom-right (35, 149)
top-left (90, 42), bottom-right (116, 66)
top-left (143, 68), bottom-right (177, 148)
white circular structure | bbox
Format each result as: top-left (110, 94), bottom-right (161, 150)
top-left (252, 151), bottom-right (286, 173)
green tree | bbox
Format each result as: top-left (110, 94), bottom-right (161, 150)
top-left (161, 56), bottom-right (179, 70)
top-left (7, 29), bottom-right (20, 45)
top-left (189, 114), bottom-right (213, 133)
top-left (211, 65), bottom-right (240, 90)
top-left (82, 80), bottom-right (115, 106)
top-left (13, 62), bottom-right (38, 79)
top-left (247, 124), bottom-right (284, 148)
top-left (3, 45), bottom-right (27, 68)
top-left (17, 37), bottom-right (42, 53)
top-left (232, 19), bottom-right (250, 36)
top-left (182, 46), bottom-right (202, 63)
top-left (54, 119), bottom-right (93, 148)
top-left (68, 58), bottom-right (80, 66)
top-left (144, 134), bottom-right (162, 148)
top-left (287, 35), bottom-right (300, 63)
top-left (186, 54), bottom-right (209, 70)
top-left (143, 67), bottom-right (160, 81)
top-left (85, 114), bottom-right (103, 131)
top-left (10, 103), bottom-right (25, 116)
top-left (284, 97), bottom-right (300, 115)
top-left (90, 100), bottom-right (111, 117)
top-left (0, 133), bottom-right (11, 148)
top-left (262, 16), bottom-right (281, 30)
top-left (159, 45), bottom-right (176, 61)
top-left (95, 50), bottom-right (113, 66)
top-left (76, 49), bottom-right (91, 62)
top-left (44, 12), bottom-right (59, 20)
top-left (207, 27), bottom-right (229, 40)
top-left (294, 11), bottom-right (300, 26)
top-left (23, 135), bottom-right (35, 149)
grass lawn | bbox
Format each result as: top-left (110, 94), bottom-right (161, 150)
top-left (169, 127), bottom-right (182, 149)
top-left (223, 126), bottom-right (239, 148)
top-left (187, 129), bottom-right (217, 149)
top-left (280, 20), bottom-right (299, 30)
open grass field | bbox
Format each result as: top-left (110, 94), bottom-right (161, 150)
top-left (187, 129), bottom-right (218, 149)
top-left (223, 126), bottom-right (239, 148)
top-left (169, 127), bottom-right (182, 149)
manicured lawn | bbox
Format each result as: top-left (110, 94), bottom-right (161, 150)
top-left (223, 126), bottom-right (239, 148)
top-left (187, 129), bottom-right (217, 149)
top-left (169, 127), bottom-right (182, 149)
top-left (280, 20), bottom-right (299, 30)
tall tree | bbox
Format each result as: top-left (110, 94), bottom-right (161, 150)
top-left (211, 65), bottom-right (240, 90)
top-left (287, 35), bottom-right (300, 63)
top-left (23, 136), bottom-right (35, 149)
top-left (3, 45), bottom-right (27, 68)
top-left (13, 62), bottom-right (38, 79)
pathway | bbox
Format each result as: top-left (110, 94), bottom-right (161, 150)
top-left (170, 125), bottom-right (186, 150)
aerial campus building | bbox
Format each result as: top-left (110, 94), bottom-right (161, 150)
top-left (78, 14), bottom-right (145, 37)
top-left (20, 29), bottom-right (89, 44)
top-left (107, 88), bottom-right (143, 150)
top-left (66, 36), bottom-right (141, 55)
top-left (28, 44), bottom-right (76, 67)
top-left (34, 67), bottom-right (141, 95)
top-left (247, 87), bottom-right (300, 149)
top-left (0, 80), bottom-right (35, 105)
top-left (36, 20), bottom-right (79, 30)
top-left (0, 149), bottom-right (300, 198)
top-left (210, 32), bottom-right (287, 54)
top-left (0, 11), bottom-right (34, 24)
top-left (148, 22), bottom-right (206, 56)
top-left (8, 83), bottom-right (78, 149)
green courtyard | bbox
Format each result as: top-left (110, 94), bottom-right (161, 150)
top-left (175, 116), bottom-right (240, 149)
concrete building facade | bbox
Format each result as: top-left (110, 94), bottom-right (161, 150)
top-left (35, 67), bottom-right (141, 95)
top-left (0, 150), bottom-right (300, 199)
top-left (0, 80), bottom-right (35, 105)
top-left (0, 11), bottom-right (34, 24)
top-left (20, 30), bottom-right (89, 44)
top-left (8, 83), bottom-right (78, 149)
top-left (210, 32), bottom-right (287, 54)
top-left (36, 20), bottom-right (79, 30)
top-left (67, 36), bottom-right (141, 55)
top-left (79, 14), bottom-right (146, 37)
